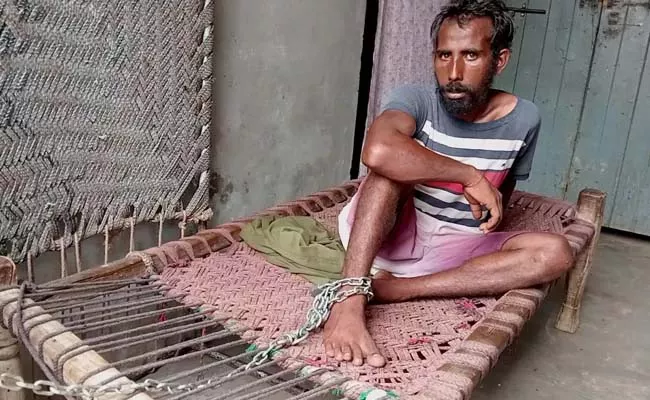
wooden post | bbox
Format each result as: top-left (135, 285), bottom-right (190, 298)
top-left (0, 329), bottom-right (22, 400)
top-left (555, 189), bottom-right (606, 333)
top-left (0, 257), bottom-right (22, 400)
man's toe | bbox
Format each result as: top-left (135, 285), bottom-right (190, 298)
top-left (367, 353), bottom-right (386, 368)
top-left (351, 344), bottom-right (363, 366)
top-left (341, 344), bottom-right (353, 361)
top-left (324, 341), bottom-right (335, 358)
top-left (360, 336), bottom-right (386, 367)
top-left (334, 344), bottom-right (344, 361)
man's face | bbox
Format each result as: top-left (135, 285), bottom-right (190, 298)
top-left (433, 16), bottom-right (508, 117)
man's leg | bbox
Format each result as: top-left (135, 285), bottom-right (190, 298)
top-left (372, 232), bottom-right (574, 303)
top-left (323, 171), bottom-right (409, 367)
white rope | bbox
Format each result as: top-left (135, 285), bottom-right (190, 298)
top-left (129, 217), bottom-right (135, 253)
top-left (74, 233), bottom-right (81, 274)
top-left (26, 254), bottom-right (33, 283)
top-left (158, 214), bottom-right (163, 247)
top-left (179, 210), bottom-right (187, 239)
top-left (104, 226), bottom-right (109, 265)
top-left (59, 239), bottom-right (66, 279)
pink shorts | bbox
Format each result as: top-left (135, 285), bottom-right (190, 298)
top-left (337, 192), bottom-right (524, 278)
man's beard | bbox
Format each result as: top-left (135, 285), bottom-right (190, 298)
top-left (437, 61), bottom-right (497, 117)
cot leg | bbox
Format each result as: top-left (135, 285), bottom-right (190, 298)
top-left (0, 329), bottom-right (23, 400)
top-left (555, 189), bottom-right (606, 333)
top-left (0, 258), bottom-right (23, 400)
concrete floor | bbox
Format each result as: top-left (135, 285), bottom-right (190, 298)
top-left (473, 232), bottom-right (650, 400)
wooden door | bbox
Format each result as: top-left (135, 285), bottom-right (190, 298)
top-left (496, 0), bottom-right (650, 235)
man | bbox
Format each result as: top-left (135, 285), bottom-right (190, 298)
top-left (322, 0), bottom-right (574, 368)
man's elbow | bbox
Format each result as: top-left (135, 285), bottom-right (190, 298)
top-left (361, 142), bottom-right (388, 170)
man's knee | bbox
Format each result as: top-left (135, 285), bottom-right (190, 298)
top-left (533, 234), bottom-right (574, 279)
top-left (364, 172), bottom-right (408, 195)
top-left (349, 172), bottom-right (412, 237)
top-left (361, 172), bottom-right (412, 210)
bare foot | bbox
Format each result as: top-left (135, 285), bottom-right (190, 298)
top-left (371, 270), bottom-right (407, 303)
top-left (322, 296), bottom-right (386, 367)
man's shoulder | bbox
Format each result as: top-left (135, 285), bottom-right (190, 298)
top-left (512, 96), bottom-right (541, 129)
top-left (380, 83), bottom-right (438, 128)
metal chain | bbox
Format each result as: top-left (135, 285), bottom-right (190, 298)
top-left (0, 277), bottom-right (373, 398)
top-left (240, 277), bottom-right (373, 371)
top-left (0, 373), bottom-right (215, 398)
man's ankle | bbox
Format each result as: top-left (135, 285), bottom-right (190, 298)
top-left (333, 294), bottom-right (366, 312)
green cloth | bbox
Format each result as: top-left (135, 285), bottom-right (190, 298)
top-left (240, 215), bottom-right (344, 285)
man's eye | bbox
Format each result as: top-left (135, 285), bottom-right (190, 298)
top-left (439, 52), bottom-right (451, 59)
top-left (466, 52), bottom-right (478, 60)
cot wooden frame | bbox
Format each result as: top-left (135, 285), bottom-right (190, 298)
top-left (0, 179), bottom-right (605, 399)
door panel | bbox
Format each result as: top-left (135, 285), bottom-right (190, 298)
top-left (495, 0), bottom-right (601, 199)
top-left (512, 0), bottom-right (552, 101)
top-left (498, 0), bottom-right (650, 235)
top-left (565, 1), bottom-right (650, 232)
top-left (493, 1), bottom-right (528, 93)
top-left (601, 3), bottom-right (650, 233)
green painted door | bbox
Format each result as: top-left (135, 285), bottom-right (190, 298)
top-left (496, 0), bottom-right (650, 235)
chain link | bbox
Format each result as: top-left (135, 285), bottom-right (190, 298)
top-left (0, 277), bottom-right (373, 398)
top-left (240, 277), bottom-right (373, 371)
top-left (0, 373), bottom-right (243, 398)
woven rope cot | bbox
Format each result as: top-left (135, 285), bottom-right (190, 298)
top-left (0, 0), bottom-right (607, 398)
top-left (0, 179), bottom-right (605, 399)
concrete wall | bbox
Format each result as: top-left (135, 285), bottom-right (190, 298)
top-left (210, 0), bottom-right (367, 223)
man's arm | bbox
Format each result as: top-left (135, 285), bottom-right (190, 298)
top-left (362, 109), bottom-right (503, 232)
top-left (362, 110), bottom-right (480, 184)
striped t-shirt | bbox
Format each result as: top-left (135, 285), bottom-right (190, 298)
top-left (381, 84), bottom-right (541, 235)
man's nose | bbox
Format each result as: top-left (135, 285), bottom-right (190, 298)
top-left (449, 58), bottom-right (464, 81)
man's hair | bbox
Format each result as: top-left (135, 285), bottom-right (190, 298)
top-left (430, 0), bottom-right (515, 58)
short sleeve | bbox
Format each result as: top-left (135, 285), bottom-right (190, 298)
top-left (511, 112), bottom-right (541, 181)
top-left (380, 84), bottom-right (429, 135)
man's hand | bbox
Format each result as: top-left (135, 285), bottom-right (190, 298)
top-left (463, 172), bottom-right (503, 233)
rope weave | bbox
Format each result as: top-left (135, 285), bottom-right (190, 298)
top-left (0, 0), bottom-right (214, 264)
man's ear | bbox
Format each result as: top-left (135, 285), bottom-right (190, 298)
top-left (495, 48), bottom-right (511, 75)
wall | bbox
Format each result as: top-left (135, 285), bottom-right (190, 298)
top-left (210, 0), bottom-right (367, 223)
